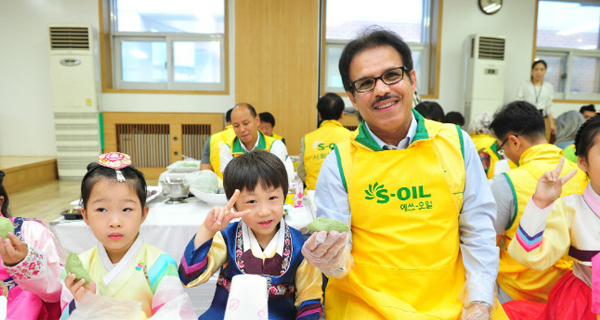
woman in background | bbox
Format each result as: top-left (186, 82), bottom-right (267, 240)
top-left (517, 60), bottom-right (556, 140)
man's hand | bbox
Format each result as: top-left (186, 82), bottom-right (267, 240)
top-left (301, 230), bottom-right (349, 277)
top-left (465, 301), bottom-right (492, 320)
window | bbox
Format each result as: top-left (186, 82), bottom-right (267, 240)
top-left (110, 0), bottom-right (226, 91)
top-left (536, 0), bottom-right (600, 101)
top-left (322, 0), bottom-right (439, 96)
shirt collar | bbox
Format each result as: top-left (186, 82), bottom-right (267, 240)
top-left (240, 132), bottom-right (262, 152)
top-left (364, 114), bottom-right (417, 150)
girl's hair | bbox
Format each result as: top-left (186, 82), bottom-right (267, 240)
top-left (530, 60), bottom-right (547, 81)
top-left (0, 170), bottom-right (11, 217)
top-left (223, 150), bottom-right (288, 200)
top-left (575, 114), bottom-right (600, 159)
top-left (81, 163), bottom-right (147, 210)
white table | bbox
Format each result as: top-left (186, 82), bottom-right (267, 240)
top-left (49, 192), bottom-right (316, 315)
top-left (50, 193), bottom-right (315, 257)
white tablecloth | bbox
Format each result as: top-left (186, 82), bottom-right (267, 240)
top-left (49, 192), bottom-right (316, 315)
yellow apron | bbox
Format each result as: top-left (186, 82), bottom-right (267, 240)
top-left (303, 120), bottom-right (351, 190)
top-left (209, 126), bottom-right (235, 179)
top-left (470, 133), bottom-right (515, 179)
top-left (327, 118), bottom-right (467, 319)
top-left (271, 132), bottom-right (284, 142)
top-left (499, 144), bottom-right (587, 302)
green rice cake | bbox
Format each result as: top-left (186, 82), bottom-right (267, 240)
top-left (0, 217), bottom-right (14, 239)
top-left (307, 217), bottom-right (349, 233)
top-left (65, 252), bottom-right (92, 286)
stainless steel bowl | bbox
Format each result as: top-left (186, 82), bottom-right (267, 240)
top-left (160, 179), bottom-right (190, 203)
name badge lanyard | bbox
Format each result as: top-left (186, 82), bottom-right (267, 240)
top-left (534, 83), bottom-right (543, 105)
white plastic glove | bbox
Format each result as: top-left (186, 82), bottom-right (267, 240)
top-left (301, 230), bottom-right (353, 278)
top-left (464, 301), bottom-right (492, 320)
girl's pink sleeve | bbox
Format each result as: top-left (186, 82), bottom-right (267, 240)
top-left (4, 220), bottom-right (66, 303)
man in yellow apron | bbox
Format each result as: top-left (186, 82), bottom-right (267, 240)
top-left (298, 93), bottom-right (351, 190)
top-left (259, 111), bottom-right (286, 145)
top-left (219, 103), bottom-right (288, 174)
top-left (301, 28), bottom-right (505, 319)
top-left (489, 101), bottom-right (587, 304)
top-left (200, 108), bottom-right (235, 179)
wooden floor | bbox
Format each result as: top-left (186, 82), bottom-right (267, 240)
top-left (9, 180), bottom-right (80, 224)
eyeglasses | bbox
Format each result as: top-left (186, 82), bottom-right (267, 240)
top-left (497, 134), bottom-right (517, 155)
top-left (351, 66), bottom-right (409, 93)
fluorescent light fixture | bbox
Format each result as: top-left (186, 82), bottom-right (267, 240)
top-left (578, 45), bottom-right (597, 50)
top-left (557, 23), bottom-right (598, 36)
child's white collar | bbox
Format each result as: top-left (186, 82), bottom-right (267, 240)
top-left (98, 234), bottom-right (144, 286)
top-left (241, 220), bottom-right (285, 259)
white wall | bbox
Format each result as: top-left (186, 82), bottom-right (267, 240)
top-left (437, 0), bottom-right (536, 112)
top-left (436, 0), bottom-right (580, 118)
top-left (0, 0), bottom-right (235, 156)
top-left (0, 0), bottom-right (586, 156)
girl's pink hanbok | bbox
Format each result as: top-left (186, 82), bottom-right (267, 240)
top-left (2, 216), bottom-right (65, 320)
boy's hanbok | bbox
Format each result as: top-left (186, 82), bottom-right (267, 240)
top-left (179, 220), bottom-right (322, 320)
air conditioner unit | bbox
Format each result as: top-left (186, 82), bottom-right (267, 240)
top-left (49, 24), bottom-right (101, 179)
top-left (464, 34), bottom-right (506, 125)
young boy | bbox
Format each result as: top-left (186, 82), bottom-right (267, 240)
top-left (179, 151), bottom-right (323, 320)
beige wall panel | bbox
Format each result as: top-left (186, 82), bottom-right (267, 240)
top-left (235, 0), bottom-right (319, 155)
top-left (102, 112), bottom-right (223, 178)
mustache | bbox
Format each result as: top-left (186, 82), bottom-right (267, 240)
top-left (370, 95), bottom-right (400, 108)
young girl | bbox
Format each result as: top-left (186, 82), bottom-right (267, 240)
top-left (62, 152), bottom-right (194, 319)
top-left (507, 114), bottom-right (600, 319)
top-left (179, 150), bottom-right (323, 319)
top-left (0, 170), bottom-right (65, 320)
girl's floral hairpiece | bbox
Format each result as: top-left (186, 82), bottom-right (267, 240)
top-left (98, 152), bottom-right (131, 182)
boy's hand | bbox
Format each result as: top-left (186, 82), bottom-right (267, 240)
top-left (0, 233), bottom-right (28, 267)
top-left (64, 273), bottom-right (97, 302)
top-left (203, 189), bottom-right (250, 233)
top-left (195, 189), bottom-right (250, 249)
